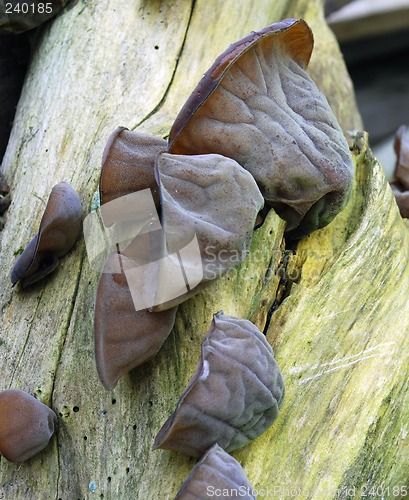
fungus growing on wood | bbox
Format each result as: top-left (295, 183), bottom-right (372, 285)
top-left (11, 182), bottom-right (82, 287)
top-left (94, 252), bottom-right (177, 390)
top-left (100, 127), bottom-right (167, 221)
top-left (0, 389), bottom-right (57, 462)
top-left (390, 125), bottom-right (409, 218)
top-left (0, 173), bottom-right (10, 229)
top-left (153, 311), bottom-right (285, 457)
top-left (168, 18), bottom-right (354, 238)
top-left (149, 152), bottom-right (264, 311)
top-left (175, 444), bottom-right (255, 499)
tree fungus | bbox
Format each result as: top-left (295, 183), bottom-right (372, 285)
top-left (0, 389), bottom-right (57, 462)
top-left (153, 312), bottom-right (285, 457)
top-left (168, 18), bottom-right (353, 238)
top-left (390, 125), bottom-right (409, 218)
top-left (100, 127), bottom-right (166, 214)
top-left (175, 444), bottom-right (255, 499)
top-left (94, 252), bottom-right (178, 390)
top-left (11, 182), bottom-right (82, 287)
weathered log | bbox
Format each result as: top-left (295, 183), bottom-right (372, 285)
top-left (1, 0), bottom-right (407, 498)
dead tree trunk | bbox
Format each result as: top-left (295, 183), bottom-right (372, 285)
top-left (1, 0), bottom-right (408, 498)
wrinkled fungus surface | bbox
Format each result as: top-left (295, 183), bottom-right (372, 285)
top-left (149, 152), bottom-right (264, 310)
top-left (153, 311), bottom-right (285, 457)
top-left (168, 19), bottom-right (353, 238)
top-left (0, 389), bottom-right (57, 462)
top-left (11, 181), bottom-right (82, 287)
top-left (175, 444), bottom-right (255, 499)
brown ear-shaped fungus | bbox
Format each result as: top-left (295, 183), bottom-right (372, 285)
top-left (94, 252), bottom-right (177, 390)
top-left (0, 173), bottom-right (10, 220)
top-left (0, 389), bottom-right (57, 462)
top-left (175, 444), bottom-right (255, 499)
top-left (153, 311), bottom-right (284, 457)
top-left (393, 125), bottom-right (409, 189)
top-left (100, 127), bottom-right (166, 223)
top-left (390, 125), bottom-right (409, 218)
top-left (11, 182), bottom-right (82, 287)
top-left (148, 153), bottom-right (263, 311)
top-left (168, 18), bottom-right (353, 238)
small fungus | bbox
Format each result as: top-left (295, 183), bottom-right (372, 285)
top-left (0, 389), bottom-right (57, 462)
top-left (11, 181), bottom-right (82, 287)
top-left (168, 18), bottom-right (354, 238)
top-left (99, 127), bottom-right (166, 222)
top-left (153, 311), bottom-right (285, 457)
top-left (390, 125), bottom-right (409, 218)
top-left (175, 444), bottom-right (255, 499)
top-left (0, 172), bottom-right (10, 229)
top-left (94, 252), bottom-right (177, 390)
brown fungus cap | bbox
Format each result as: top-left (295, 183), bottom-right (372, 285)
top-left (389, 125), bottom-right (409, 218)
top-left (0, 389), bottom-right (57, 462)
top-left (393, 125), bottom-right (409, 190)
top-left (168, 18), bottom-right (353, 238)
top-left (11, 182), bottom-right (82, 287)
top-left (153, 311), bottom-right (285, 457)
top-left (94, 252), bottom-right (177, 391)
top-left (99, 127), bottom-right (166, 225)
top-left (175, 444), bottom-right (255, 499)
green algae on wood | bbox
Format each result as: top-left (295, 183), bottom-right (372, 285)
top-left (234, 133), bottom-right (409, 497)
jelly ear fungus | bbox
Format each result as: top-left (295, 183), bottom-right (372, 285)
top-left (149, 152), bottom-right (264, 311)
top-left (11, 182), bottom-right (82, 287)
top-left (0, 389), bottom-right (57, 462)
top-left (94, 252), bottom-right (177, 391)
top-left (175, 444), bottom-right (255, 500)
top-left (153, 311), bottom-right (285, 457)
top-left (168, 18), bottom-right (354, 238)
top-left (99, 126), bottom-right (166, 215)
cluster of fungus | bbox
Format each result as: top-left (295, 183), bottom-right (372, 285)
top-left (4, 16), bottom-right (355, 495)
top-left (92, 18), bottom-right (353, 495)
top-left (94, 17), bottom-right (353, 390)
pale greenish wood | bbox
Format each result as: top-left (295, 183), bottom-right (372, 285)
top-left (2, 0), bottom-right (403, 498)
top-left (245, 133), bottom-right (409, 497)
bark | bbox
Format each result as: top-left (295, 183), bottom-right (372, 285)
top-left (1, 0), bottom-right (407, 499)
